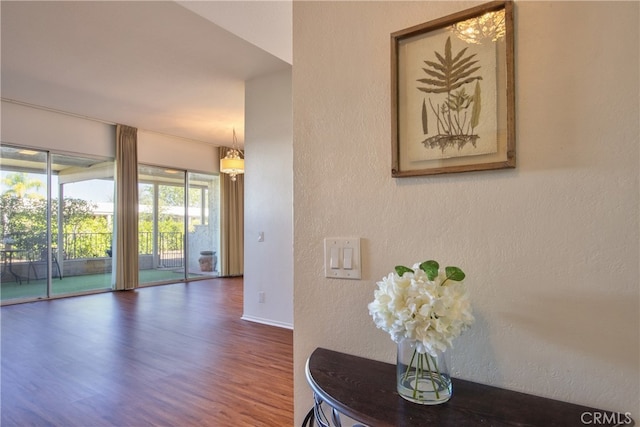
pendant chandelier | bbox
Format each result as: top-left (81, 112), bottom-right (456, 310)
top-left (220, 129), bottom-right (244, 181)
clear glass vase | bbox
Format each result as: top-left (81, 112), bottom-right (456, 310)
top-left (396, 339), bottom-right (452, 404)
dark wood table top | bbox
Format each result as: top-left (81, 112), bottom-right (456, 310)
top-left (306, 347), bottom-right (634, 427)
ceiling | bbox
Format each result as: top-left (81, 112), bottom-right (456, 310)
top-left (1, 1), bottom-right (292, 148)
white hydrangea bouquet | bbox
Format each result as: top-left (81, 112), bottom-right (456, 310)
top-left (368, 260), bottom-right (474, 403)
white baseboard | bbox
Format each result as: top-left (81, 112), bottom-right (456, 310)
top-left (241, 314), bottom-right (293, 330)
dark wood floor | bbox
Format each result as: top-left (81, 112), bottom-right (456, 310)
top-left (1, 277), bottom-right (293, 426)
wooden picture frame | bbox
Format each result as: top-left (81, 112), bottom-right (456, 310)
top-left (391, 0), bottom-right (515, 177)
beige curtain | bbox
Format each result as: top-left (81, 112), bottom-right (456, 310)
top-left (113, 124), bottom-right (139, 290)
top-left (219, 147), bottom-right (244, 276)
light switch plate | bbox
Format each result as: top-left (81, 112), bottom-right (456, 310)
top-left (324, 237), bottom-right (361, 279)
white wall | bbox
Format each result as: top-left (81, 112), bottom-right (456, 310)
top-left (2, 100), bottom-right (219, 174)
top-left (243, 69), bottom-right (293, 329)
top-left (1, 100), bottom-right (114, 157)
top-left (138, 130), bottom-right (218, 174)
top-left (293, 1), bottom-right (639, 425)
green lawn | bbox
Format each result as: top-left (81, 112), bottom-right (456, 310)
top-left (1, 269), bottom-right (206, 302)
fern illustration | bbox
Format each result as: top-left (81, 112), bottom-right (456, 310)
top-left (417, 36), bottom-right (483, 151)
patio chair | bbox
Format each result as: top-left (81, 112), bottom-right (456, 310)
top-left (27, 248), bottom-right (62, 283)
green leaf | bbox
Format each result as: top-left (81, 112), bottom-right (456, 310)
top-left (395, 265), bottom-right (414, 276)
top-left (445, 266), bottom-right (465, 281)
top-left (419, 260), bottom-right (439, 280)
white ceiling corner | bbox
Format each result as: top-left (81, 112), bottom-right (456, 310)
top-left (177, 1), bottom-right (292, 65)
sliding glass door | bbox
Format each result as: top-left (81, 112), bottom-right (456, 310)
top-left (187, 172), bottom-right (220, 277)
top-left (2, 146), bottom-right (218, 301)
top-left (138, 165), bottom-right (219, 286)
top-left (51, 153), bottom-right (114, 295)
top-left (138, 165), bottom-right (186, 285)
top-left (1, 144), bottom-right (114, 303)
top-left (0, 146), bottom-right (48, 301)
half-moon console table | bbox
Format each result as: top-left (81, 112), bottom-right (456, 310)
top-left (304, 347), bottom-right (634, 427)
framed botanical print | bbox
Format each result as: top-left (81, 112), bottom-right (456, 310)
top-left (391, 0), bottom-right (515, 177)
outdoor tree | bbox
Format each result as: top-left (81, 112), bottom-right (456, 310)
top-left (1, 173), bottom-right (100, 256)
top-left (1, 172), bottom-right (43, 199)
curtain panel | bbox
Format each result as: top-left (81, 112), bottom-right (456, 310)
top-left (113, 124), bottom-right (139, 290)
top-left (219, 147), bottom-right (244, 276)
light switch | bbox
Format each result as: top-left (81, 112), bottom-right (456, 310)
top-left (330, 247), bottom-right (340, 269)
top-left (324, 237), bottom-right (361, 280)
top-left (343, 247), bottom-right (353, 269)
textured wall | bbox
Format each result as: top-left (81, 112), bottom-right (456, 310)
top-left (293, 1), bottom-right (639, 425)
top-left (244, 69), bottom-right (294, 328)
